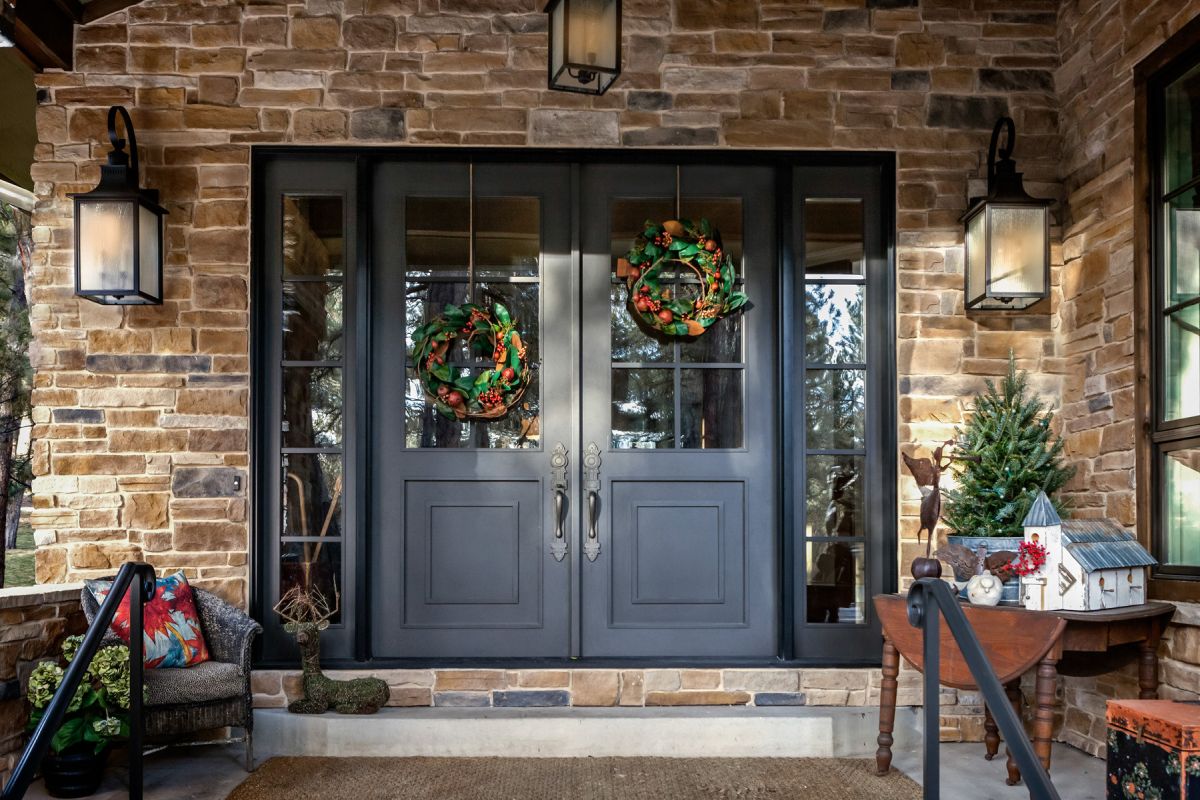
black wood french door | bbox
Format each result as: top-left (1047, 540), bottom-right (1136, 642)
top-left (252, 150), bottom-right (896, 666)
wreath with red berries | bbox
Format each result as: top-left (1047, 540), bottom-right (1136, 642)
top-left (410, 302), bottom-right (530, 421)
top-left (617, 218), bottom-right (749, 337)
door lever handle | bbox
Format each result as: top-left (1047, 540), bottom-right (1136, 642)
top-left (550, 443), bottom-right (568, 562)
top-left (583, 442), bottom-right (601, 562)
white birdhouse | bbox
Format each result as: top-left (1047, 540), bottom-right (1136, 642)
top-left (1019, 491), bottom-right (1156, 612)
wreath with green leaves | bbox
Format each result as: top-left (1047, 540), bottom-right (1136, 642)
top-left (411, 302), bottom-right (530, 421)
top-left (618, 218), bottom-right (749, 337)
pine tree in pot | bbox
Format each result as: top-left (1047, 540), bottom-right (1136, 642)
top-left (940, 356), bottom-right (1075, 605)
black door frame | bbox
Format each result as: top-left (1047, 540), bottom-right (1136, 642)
top-left (251, 147), bottom-right (898, 669)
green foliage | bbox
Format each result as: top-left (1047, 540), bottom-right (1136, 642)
top-left (942, 356), bottom-right (1075, 538)
top-left (26, 635), bottom-right (136, 755)
top-left (0, 202), bottom-right (32, 421)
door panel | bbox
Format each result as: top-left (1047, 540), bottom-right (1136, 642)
top-left (578, 164), bottom-right (780, 658)
top-left (370, 161), bottom-right (572, 658)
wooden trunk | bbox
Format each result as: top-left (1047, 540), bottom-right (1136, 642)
top-left (1106, 700), bottom-right (1200, 799)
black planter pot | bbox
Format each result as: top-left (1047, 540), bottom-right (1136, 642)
top-left (42, 746), bottom-right (109, 799)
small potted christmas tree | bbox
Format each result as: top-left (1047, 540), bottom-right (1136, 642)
top-left (940, 355), bottom-right (1075, 604)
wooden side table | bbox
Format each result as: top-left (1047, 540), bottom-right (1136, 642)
top-left (873, 594), bottom-right (1175, 785)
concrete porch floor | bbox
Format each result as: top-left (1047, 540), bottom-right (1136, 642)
top-left (18, 740), bottom-right (1105, 800)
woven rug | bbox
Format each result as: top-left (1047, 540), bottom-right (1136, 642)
top-left (226, 756), bottom-right (921, 799)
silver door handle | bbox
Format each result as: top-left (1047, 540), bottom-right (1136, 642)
top-left (550, 443), bottom-right (568, 562)
top-left (583, 442), bottom-right (602, 562)
top-left (554, 488), bottom-right (566, 539)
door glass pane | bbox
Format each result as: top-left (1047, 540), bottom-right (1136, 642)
top-left (405, 281), bottom-right (471, 361)
top-left (404, 370), bottom-right (540, 449)
top-left (283, 453), bottom-right (343, 538)
top-left (282, 367), bottom-right (343, 448)
top-left (610, 198), bottom-right (675, 266)
top-left (680, 197), bottom-right (744, 266)
top-left (1164, 447), bottom-right (1200, 566)
top-left (805, 198), bottom-right (863, 277)
top-left (475, 197), bottom-right (540, 276)
top-left (476, 282), bottom-right (540, 367)
top-left (1165, 303), bottom-right (1200, 421)
top-left (1165, 62), bottom-right (1200, 193)
top-left (284, 282), bottom-right (344, 362)
top-left (406, 197), bottom-right (469, 275)
top-left (283, 196), bottom-right (343, 277)
top-left (805, 284), bottom-right (864, 364)
top-left (680, 369), bottom-right (743, 448)
top-left (679, 313), bottom-right (742, 363)
top-left (805, 455), bottom-right (865, 537)
top-left (611, 284), bottom-right (671, 362)
top-left (805, 369), bottom-right (865, 450)
top-left (612, 368), bottom-right (674, 448)
top-left (1166, 191), bottom-right (1200, 306)
top-left (806, 540), bottom-right (864, 624)
top-left (280, 541), bottom-right (342, 623)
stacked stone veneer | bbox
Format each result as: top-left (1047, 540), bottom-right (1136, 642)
top-left (20, 0), bottom-right (1200, 755)
top-left (0, 586), bottom-right (85, 785)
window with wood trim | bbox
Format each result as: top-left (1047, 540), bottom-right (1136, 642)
top-left (1149, 50), bottom-right (1200, 578)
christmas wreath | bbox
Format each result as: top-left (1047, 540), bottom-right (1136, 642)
top-left (410, 302), bottom-right (530, 421)
top-left (617, 218), bottom-right (748, 337)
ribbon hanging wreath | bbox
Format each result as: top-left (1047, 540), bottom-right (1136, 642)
top-left (410, 302), bottom-right (530, 421)
top-left (617, 218), bottom-right (749, 337)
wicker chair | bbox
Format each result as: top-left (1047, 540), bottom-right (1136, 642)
top-left (81, 584), bottom-right (263, 771)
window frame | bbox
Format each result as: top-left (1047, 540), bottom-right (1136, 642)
top-left (1138, 25), bottom-right (1200, 595)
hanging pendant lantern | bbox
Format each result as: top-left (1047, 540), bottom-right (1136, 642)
top-left (545, 0), bottom-right (621, 95)
top-left (961, 117), bottom-right (1052, 311)
top-left (70, 105), bottom-right (166, 305)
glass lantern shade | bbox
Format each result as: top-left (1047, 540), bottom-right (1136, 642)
top-left (963, 201), bottom-right (1050, 310)
top-left (70, 105), bottom-right (166, 305)
top-left (546, 0), bottom-right (621, 95)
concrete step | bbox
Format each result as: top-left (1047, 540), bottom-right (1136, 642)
top-left (254, 706), bottom-right (922, 760)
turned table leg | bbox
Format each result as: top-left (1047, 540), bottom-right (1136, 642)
top-left (876, 637), bottom-right (899, 775)
top-left (1033, 656), bottom-right (1058, 771)
top-left (1004, 681), bottom-right (1023, 786)
top-left (1139, 639), bottom-right (1161, 700)
top-left (983, 703), bottom-right (999, 761)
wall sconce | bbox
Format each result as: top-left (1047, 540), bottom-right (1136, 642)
top-left (70, 105), bottom-right (165, 305)
top-left (961, 117), bottom-right (1051, 311)
top-left (545, 0), bottom-right (621, 95)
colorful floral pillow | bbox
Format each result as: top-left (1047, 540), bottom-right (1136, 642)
top-left (85, 570), bottom-right (210, 669)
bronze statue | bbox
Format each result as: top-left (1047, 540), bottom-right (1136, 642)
top-left (901, 440), bottom-right (954, 579)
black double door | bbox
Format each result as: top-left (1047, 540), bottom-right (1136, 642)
top-left (256, 152), bottom-right (892, 664)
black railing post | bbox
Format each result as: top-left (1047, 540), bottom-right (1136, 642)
top-left (906, 578), bottom-right (1060, 800)
top-left (1, 561), bottom-right (156, 800)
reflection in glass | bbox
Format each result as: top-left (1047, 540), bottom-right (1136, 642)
top-left (282, 367), bottom-right (342, 448)
top-left (283, 453), bottom-right (343, 539)
top-left (680, 197), bottom-right (743, 266)
top-left (1167, 192), bottom-right (1200, 306)
top-left (1164, 447), bottom-right (1200, 566)
top-left (679, 313), bottom-right (741, 363)
top-left (1165, 303), bottom-right (1200, 421)
top-left (680, 369), bottom-right (743, 448)
top-left (806, 540), bottom-right (864, 624)
top-left (283, 196), bottom-right (343, 277)
top-left (406, 197), bottom-right (469, 272)
top-left (1165, 62), bottom-right (1200, 193)
top-left (610, 198), bottom-right (675, 265)
top-left (805, 455), bottom-right (865, 538)
top-left (805, 369), bottom-right (865, 450)
top-left (280, 542), bottom-right (342, 623)
top-left (404, 372), bottom-right (540, 450)
top-left (805, 284), bottom-right (864, 364)
top-left (284, 282), bottom-right (343, 362)
top-left (612, 369), bottom-right (674, 448)
top-left (805, 198), bottom-right (863, 277)
top-left (611, 284), bottom-right (670, 362)
top-left (475, 197), bottom-right (540, 275)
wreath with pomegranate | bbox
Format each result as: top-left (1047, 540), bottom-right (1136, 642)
top-left (411, 302), bottom-right (530, 421)
top-left (617, 218), bottom-right (749, 337)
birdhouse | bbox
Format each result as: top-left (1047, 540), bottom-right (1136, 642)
top-left (1020, 491), bottom-right (1156, 612)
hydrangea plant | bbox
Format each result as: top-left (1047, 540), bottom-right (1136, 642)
top-left (26, 635), bottom-right (138, 754)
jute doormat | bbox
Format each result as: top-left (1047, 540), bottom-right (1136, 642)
top-left (226, 756), bottom-right (921, 799)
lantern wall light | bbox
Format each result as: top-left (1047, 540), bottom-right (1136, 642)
top-left (961, 116), bottom-right (1052, 311)
top-left (545, 0), bottom-right (621, 95)
top-left (71, 105), bottom-right (166, 305)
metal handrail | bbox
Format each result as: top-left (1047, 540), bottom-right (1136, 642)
top-left (2, 562), bottom-right (156, 800)
top-left (907, 578), bottom-right (1060, 800)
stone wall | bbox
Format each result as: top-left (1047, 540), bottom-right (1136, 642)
top-left (1048, 0), bottom-right (1200, 757)
top-left (0, 585), bottom-right (85, 785)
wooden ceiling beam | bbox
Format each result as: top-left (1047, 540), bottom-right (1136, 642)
top-left (0, 0), bottom-right (81, 71)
